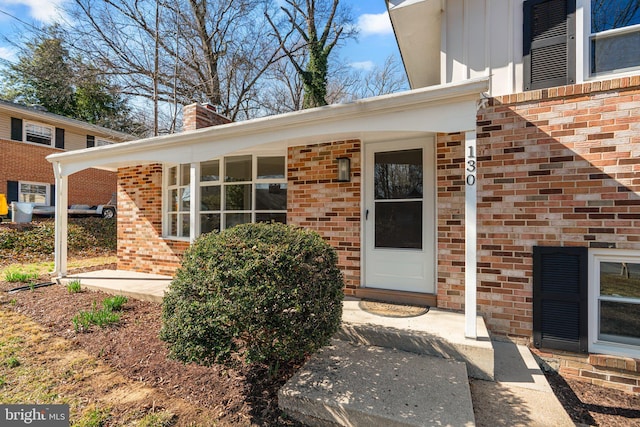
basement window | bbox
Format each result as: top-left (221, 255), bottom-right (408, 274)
top-left (589, 249), bottom-right (640, 359)
top-left (19, 181), bottom-right (49, 206)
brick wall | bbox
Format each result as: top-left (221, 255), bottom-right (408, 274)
top-left (532, 347), bottom-right (640, 394)
top-left (437, 76), bottom-right (640, 339)
top-left (117, 164), bottom-right (187, 275)
top-left (288, 140), bottom-right (361, 291)
top-left (0, 138), bottom-right (116, 205)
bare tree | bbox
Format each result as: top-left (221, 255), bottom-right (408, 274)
top-left (267, 0), bottom-right (356, 109)
top-left (66, 0), bottom-right (282, 131)
top-left (353, 55), bottom-right (408, 99)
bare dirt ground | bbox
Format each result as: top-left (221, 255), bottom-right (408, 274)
top-left (1, 258), bottom-right (639, 426)
top-left (0, 262), bottom-right (304, 426)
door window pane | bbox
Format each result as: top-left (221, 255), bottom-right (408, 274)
top-left (225, 155), bottom-right (252, 182)
top-left (168, 166), bottom-right (177, 186)
top-left (375, 201), bottom-right (422, 249)
top-left (179, 188), bottom-right (190, 211)
top-left (201, 160), bottom-right (220, 182)
top-left (201, 186), bottom-right (221, 210)
top-left (180, 164), bottom-right (190, 185)
top-left (225, 184), bottom-right (252, 210)
top-left (256, 184), bottom-right (287, 210)
top-left (374, 149), bottom-right (423, 200)
top-left (181, 214), bottom-right (190, 237)
top-left (257, 157), bottom-right (285, 179)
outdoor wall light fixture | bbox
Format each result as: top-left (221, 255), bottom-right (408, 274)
top-left (337, 157), bottom-right (351, 182)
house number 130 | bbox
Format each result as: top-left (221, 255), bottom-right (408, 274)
top-left (466, 145), bottom-right (476, 186)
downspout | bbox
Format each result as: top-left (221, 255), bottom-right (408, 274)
top-left (53, 161), bottom-right (69, 278)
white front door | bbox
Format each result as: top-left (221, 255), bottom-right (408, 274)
top-left (363, 138), bottom-right (435, 294)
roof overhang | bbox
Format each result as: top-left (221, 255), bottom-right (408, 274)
top-left (387, 0), bottom-right (443, 89)
top-left (47, 77), bottom-right (489, 176)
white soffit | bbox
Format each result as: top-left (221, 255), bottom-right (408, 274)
top-left (387, 0), bottom-right (443, 89)
top-left (47, 78), bottom-right (489, 176)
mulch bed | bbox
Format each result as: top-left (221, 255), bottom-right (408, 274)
top-left (0, 265), bottom-right (304, 426)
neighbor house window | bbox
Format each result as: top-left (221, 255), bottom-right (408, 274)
top-left (18, 182), bottom-right (49, 206)
top-left (165, 154), bottom-right (286, 239)
top-left (588, 0), bottom-right (640, 75)
top-left (589, 249), bottom-right (640, 359)
top-left (24, 121), bottom-right (54, 146)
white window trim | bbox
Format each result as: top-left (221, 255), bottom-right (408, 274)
top-left (578, 0), bottom-right (640, 83)
top-left (23, 120), bottom-right (55, 148)
top-left (162, 151), bottom-right (287, 240)
top-left (18, 181), bottom-right (50, 207)
top-left (588, 248), bottom-right (640, 359)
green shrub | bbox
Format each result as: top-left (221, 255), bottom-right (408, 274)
top-left (160, 222), bottom-right (344, 369)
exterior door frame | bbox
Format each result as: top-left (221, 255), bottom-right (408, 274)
top-left (361, 136), bottom-right (437, 295)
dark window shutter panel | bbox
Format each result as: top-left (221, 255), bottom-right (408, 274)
top-left (7, 181), bottom-right (18, 203)
top-left (523, 0), bottom-right (576, 91)
top-left (533, 246), bottom-right (588, 353)
top-left (55, 128), bottom-right (65, 149)
top-left (10, 118), bottom-right (22, 141)
top-left (50, 184), bottom-right (55, 206)
top-left (86, 135), bottom-right (95, 148)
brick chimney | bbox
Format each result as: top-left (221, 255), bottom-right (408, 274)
top-left (183, 103), bottom-right (232, 131)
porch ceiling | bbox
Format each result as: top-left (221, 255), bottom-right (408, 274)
top-left (47, 78), bottom-right (489, 176)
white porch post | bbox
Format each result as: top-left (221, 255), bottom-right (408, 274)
top-left (464, 130), bottom-right (478, 339)
top-left (53, 162), bottom-right (69, 277)
top-left (189, 162), bottom-right (200, 243)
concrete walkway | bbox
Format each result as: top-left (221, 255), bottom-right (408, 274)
top-left (59, 270), bottom-right (172, 303)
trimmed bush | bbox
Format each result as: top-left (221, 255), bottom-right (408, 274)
top-left (160, 222), bottom-right (344, 369)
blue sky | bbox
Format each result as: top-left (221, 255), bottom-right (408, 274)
top-left (0, 0), bottom-right (401, 71)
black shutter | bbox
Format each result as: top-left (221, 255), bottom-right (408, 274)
top-left (55, 128), bottom-right (65, 149)
top-left (10, 118), bottom-right (22, 141)
top-left (7, 181), bottom-right (18, 203)
top-left (86, 135), bottom-right (95, 148)
top-left (533, 246), bottom-right (588, 353)
top-left (50, 184), bottom-right (55, 206)
top-left (523, 0), bottom-right (576, 91)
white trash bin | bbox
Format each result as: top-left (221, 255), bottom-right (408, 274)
top-left (11, 202), bottom-right (34, 223)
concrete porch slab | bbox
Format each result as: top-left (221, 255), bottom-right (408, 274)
top-left (279, 339), bottom-right (475, 427)
top-left (58, 270), bottom-right (172, 303)
top-left (338, 298), bottom-right (494, 380)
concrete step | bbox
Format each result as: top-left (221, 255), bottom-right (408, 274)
top-left (279, 339), bottom-right (475, 427)
top-left (338, 299), bottom-right (495, 380)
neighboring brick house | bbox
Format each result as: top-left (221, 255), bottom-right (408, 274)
top-left (0, 99), bottom-right (133, 215)
top-left (48, 0), bottom-right (640, 393)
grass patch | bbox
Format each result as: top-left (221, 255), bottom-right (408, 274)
top-left (0, 256), bottom-right (117, 279)
top-left (5, 356), bottom-right (20, 368)
top-left (74, 406), bottom-right (110, 427)
top-left (72, 297), bottom-right (127, 332)
top-left (102, 295), bottom-right (127, 312)
top-left (67, 279), bottom-right (83, 294)
top-left (4, 269), bottom-right (38, 283)
top-left (137, 410), bottom-right (176, 427)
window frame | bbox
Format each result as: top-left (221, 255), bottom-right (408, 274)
top-left (18, 181), bottom-right (50, 206)
top-left (578, 0), bottom-right (640, 81)
top-left (23, 121), bottom-right (55, 147)
top-left (163, 152), bottom-right (287, 240)
top-left (588, 248), bottom-right (640, 359)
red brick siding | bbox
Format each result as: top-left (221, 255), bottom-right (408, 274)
top-left (287, 140), bottom-right (361, 291)
top-left (437, 76), bottom-right (640, 339)
top-left (0, 138), bottom-right (116, 205)
top-left (532, 347), bottom-right (640, 394)
top-left (117, 164), bottom-right (187, 275)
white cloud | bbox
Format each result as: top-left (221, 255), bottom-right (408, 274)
top-left (0, 46), bottom-right (17, 62)
top-left (357, 12), bottom-right (393, 37)
top-left (349, 60), bottom-right (375, 71)
top-left (2, 0), bottom-right (68, 24)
